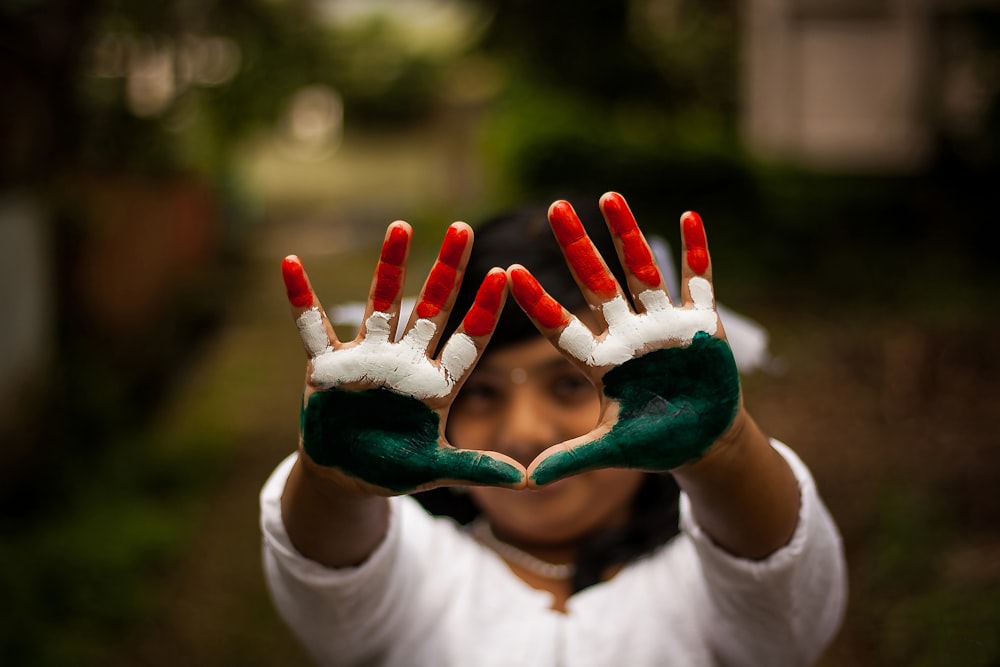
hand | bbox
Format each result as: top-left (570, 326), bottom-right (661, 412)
top-left (508, 193), bottom-right (741, 487)
top-left (282, 221), bottom-right (526, 495)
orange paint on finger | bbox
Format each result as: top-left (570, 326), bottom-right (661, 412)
top-left (549, 200), bottom-right (617, 296)
top-left (601, 193), bottom-right (660, 287)
top-left (416, 225), bottom-right (469, 319)
top-left (463, 270), bottom-right (506, 336)
top-left (510, 267), bottom-right (568, 329)
top-left (372, 225), bottom-right (409, 311)
top-left (681, 211), bottom-right (709, 275)
top-left (282, 256), bottom-right (314, 308)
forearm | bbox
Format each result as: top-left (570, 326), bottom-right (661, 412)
top-left (673, 407), bottom-right (800, 559)
top-left (280, 455), bottom-right (390, 568)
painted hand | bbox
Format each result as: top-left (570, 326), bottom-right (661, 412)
top-left (509, 193), bottom-right (741, 487)
top-left (282, 222), bottom-right (526, 495)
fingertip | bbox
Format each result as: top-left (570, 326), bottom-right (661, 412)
top-left (281, 255), bottom-right (314, 308)
top-left (681, 210), bottom-right (704, 236)
top-left (462, 269), bottom-right (507, 337)
top-left (387, 219), bottom-right (412, 233)
top-left (507, 264), bottom-right (533, 291)
top-left (439, 223), bottom-right (472, 267)
top-left (599, 191), bottom-right (625, 213)
top-left (482, 267), bottom-right (509, 293)
top-left (506, 263), bottom-right (525, 279)
top-left (547, 199), bottom-right (573, 219)
top-left (449, 220), bottom-right (474, 235)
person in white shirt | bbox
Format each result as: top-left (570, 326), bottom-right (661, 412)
top-left (261, 192), bottom-right (847, 666)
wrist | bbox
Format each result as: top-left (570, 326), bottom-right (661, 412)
top-left (281, 455), bottom-right (390, 567)
top-left (675, 405), bottom-right (760, 476)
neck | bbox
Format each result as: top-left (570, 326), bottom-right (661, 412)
top-left (490, 523), bottom-right (578, 565)
top-left (472, 519), bottom-right (578, 581)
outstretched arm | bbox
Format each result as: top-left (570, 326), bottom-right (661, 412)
top-left (280, 221), bottom-right (525, 568)
top-left (509, 193), bottom-right (799, 559)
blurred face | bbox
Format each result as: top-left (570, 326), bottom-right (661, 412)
top-left (447, 335), bottom-right (645, 547)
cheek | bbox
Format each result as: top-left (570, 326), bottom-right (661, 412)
top-left (559, 395), bottom-right (603, 437)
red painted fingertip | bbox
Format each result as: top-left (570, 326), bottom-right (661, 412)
top-left (281, 256), bottom-right (314, 308)
top-left (599, 192), bottom-right (630, 233)
top-left (681, 211), bottom-right (709, 275)
top-left (439, 224), bottom-right (470, 267)
top-left (509, 267), bottom-right (568, 329)
top-left (381, 223), bottom-right (410, 265)
top-left (463, 270), bottom-right (506, 337)
top-left (548, 200), bottom-right (586, 246)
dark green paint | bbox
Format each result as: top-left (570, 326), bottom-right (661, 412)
top-left (302, 387), bottom-right (524, 493)
top-left (531, 332), bottom-right (740, 486)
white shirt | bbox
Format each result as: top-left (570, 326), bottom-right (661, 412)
top-left (260, 441), bottom-right (846, 667)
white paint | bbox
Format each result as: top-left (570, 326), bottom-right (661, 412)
top-left (556, 280), bottom-right (719, 367)
top-left (307, 310), bottom-right (472, 399)
top-left (440, 333), bottom-right (478, 382)
top-left (688, 277), bottom-right (714, 310)
top-left (296, 307), bottom-right (333, 357)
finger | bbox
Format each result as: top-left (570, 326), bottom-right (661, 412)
top-left (460, 268), bottom-right (507, 337)
top-left (599, 192), bottom-right (669, 309)
top-left (362, 221), bottom-right (411, 344)
top-left (509, 265), bottom-right (612, 369)
top-left (438, 268), bottom-right (507, 387)
top-left (507, 264), bottom-right (571, 331)
top-left (282, 255), bottom-right (339, 357)
top-left (424, 447), bottom-right (527, 490)
top-left (403, 222), bottom-right (472, 355)
top-left (548, 200), bottom-right (623, 324)
top-left (679, 211), bottom-right (716, 310)
top-left (525, 427), bottom-right (612, 488)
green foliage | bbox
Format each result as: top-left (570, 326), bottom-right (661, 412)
top-left (0, 431), bottom-right (222, 665)
top-left (76, 0), bottom-right (456, 176)
top-left (851, 486), bottom-right (1000, 666)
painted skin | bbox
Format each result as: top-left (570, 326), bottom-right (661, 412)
top-left (509, 193), bottom-right (741, 487)
top-left (282, 222), bottom-right (524, 495)
top-left (282, 194), bottom-right (739, 493)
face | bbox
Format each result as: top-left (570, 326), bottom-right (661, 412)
top-left (447, 335), bottom-right (646, 547)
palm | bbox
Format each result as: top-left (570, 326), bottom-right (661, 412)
top-left (283, 222), bottom-right (525, 495)
top-left (302, 387), bottom-right (520, 493)
top-left (510, 193), bottom-right (741, 487)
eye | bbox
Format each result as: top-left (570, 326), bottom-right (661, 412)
top-left (548, 372), bottom-right (595, 405)
top-left (454, 378), bottom-right (504, 415)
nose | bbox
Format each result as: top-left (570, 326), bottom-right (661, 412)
top-left (496, 386), bottom-right (558, 466)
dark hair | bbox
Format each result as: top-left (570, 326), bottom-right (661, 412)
top-left (416, 198), bottom-right (681, 593)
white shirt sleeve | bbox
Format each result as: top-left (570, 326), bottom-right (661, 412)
top-left (261, 440), bottom-right (847, 667)
top-left (260, 454), bottom-right (439, 666)
top-left (678, 440), bottom-right (848, 666)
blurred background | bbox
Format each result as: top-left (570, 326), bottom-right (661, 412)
top-left (1, 0), bottom-right (998, 664)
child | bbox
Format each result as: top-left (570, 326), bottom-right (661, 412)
top-left (261, 192), bottom-right (847, 666)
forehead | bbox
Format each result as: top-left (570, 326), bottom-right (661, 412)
top-left (474, 336), bottom-right (576, 376)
